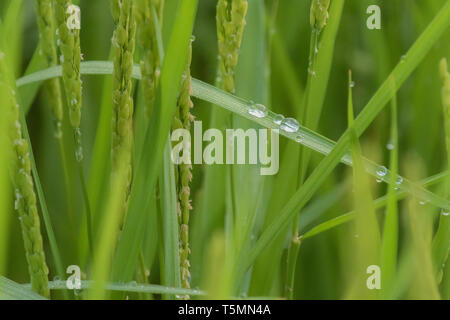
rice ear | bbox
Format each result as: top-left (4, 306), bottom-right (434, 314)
top-left (310, 0), bottom-right (331, 31)
top-left (134, 0), bottom-right (164, 118)
top-left (35, 0), bottom-right (64, 137)
top-left (173, 39), bottom-right (194, 295)
top-left (54, 0), bottom-right (84, 160)
top-left (110, 0), bottom-right (136, 216)
top-left (0, 52), bottom-right (50, 299)
top-left (216, 0), bottom-right (248, 93)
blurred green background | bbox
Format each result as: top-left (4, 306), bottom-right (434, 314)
top-left (1, 0), bottom-right (449, 299)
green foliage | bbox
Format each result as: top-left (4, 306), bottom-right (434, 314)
top-left (2, 0), bottom-right (450, 300)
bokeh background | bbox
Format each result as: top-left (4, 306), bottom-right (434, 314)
top-left (1, 0), bottom-right (449, 299)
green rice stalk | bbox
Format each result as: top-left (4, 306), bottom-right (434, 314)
top-left (35, 0), bottom-right (63, 137)
top-left (381, 88), bottom-right (399, 297)
top-left (0, 52), bottom-right (49, 298)
top-left (432, 58), bottom-right (450, 280)
top-left (110, 0), bottom-right (136, 216)
top-left (216, 0), bottom-right (248, 93)
top-left (440, 58), bottom-right (450, 173)
top-left (54, 0), bottom-right (83, 161)
top-left (134, 0), bottom-right (164, 118)
top-left (172, 39), bottom-right (195, 295)
top-left (285, 0), bottom-right (332, 298)
top-left (54, 0), bottom-right (93, 254)
top-left (35, 0), bottom-right (74, 237)
top-left (216, 0), bottom-right (248, 250)
top-left (346, 70), bottom-right (380, 299)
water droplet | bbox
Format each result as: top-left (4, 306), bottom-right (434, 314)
top-left (280, 118), bottom-right (300, 133)
top-left (419, 200), bottom-right (427, 205)
top-left (60, 55), bottom-right (64, 63)
top-left (14, 190), bottom-right (22, 210)
top-left (394, 176), bottom-right (403, 190)
top-left (248, 102), bottom-right (267, 118)
top-left (129, 281), bottom-right (137, 287)
top-left (442, 211), bottom-right (449, 216)
top-left (376, 179), bottom-right (382, 183)
top-left (190, 35), bottom-right (196, 42)
top-left (386, 142), bottom-right (394, 150)
top-left (154, 67), bottom-right (161, 78)
top-left (273, 114), bottom-right (285, 125)
top-left (400, 54), bottom-right (406, 62)
top-left (295, 134), bottom-right (304, 143)
top-left (75, 146), bottom-right (83, 162)
top-left (349, 81), bottom-right (355, 88)
top-left (376, 166), bottom-right (387, 177)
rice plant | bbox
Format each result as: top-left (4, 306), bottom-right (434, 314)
top-left (1, 0), bottom-right (450, 301)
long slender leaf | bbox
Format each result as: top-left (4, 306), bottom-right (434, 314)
top-left (160, 137), bottom-right (181, 299)
top-left (237, 0), bottom-right (450, 277)
top-left (110, 0), bottom-right (198, 283)
top-left (16, 62), bottom-right (450, 210)
top-left (0, 276), bottom-right (47, 300)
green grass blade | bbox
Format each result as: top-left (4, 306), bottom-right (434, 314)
top-left (432, 58), bottom-right (450, 280)
top-left (16, 61), bottom-right (450, 210)
top-left (0, 96), bottom-right (11, 277)
top-left (230, 0), bottom-right (267, 295)
top-left (285, 0), bottom-right (344, 298)
top-left (381, 88), bottom-right (399, 298)
top-left (0, 276), bottom-right (47, 300)
top-left (88, 154), bottom-right (129, 300)
top-left (18, 47), bottom-right (46, 115)
top-left (236, 0), bottom-right (450, 276)
top-left (160, 138), bottom-right (181, 299)
top-left (302, 172), bottom-right (448, 240)
top-left (26, 280), bottom-right (204, 296)
top-left (346, 70), bottom-right (380, 299)
top-left (87, 49), bottom-right (114, 235)
top-left (110, 0), bottom-right (198, 283)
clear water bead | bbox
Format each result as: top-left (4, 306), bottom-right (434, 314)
top-left (280, 117), bottom-right (300, 133)
top-left (376, 166), bottom-right (387, 177)
top-left (295, 134), bottom-right (304, 143)
top-left (273, 114), bottom-right (285, 125)
top-left (442, 211), bottom-right (449, 216)
top-left (248, 102), bottom-right (267, 118)
top-left (387, 142), bottom-right (394, 150)
top-left (349, 81), bottom-right (355, 88)
top-left (75, 146), bottom-right (83, 162)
